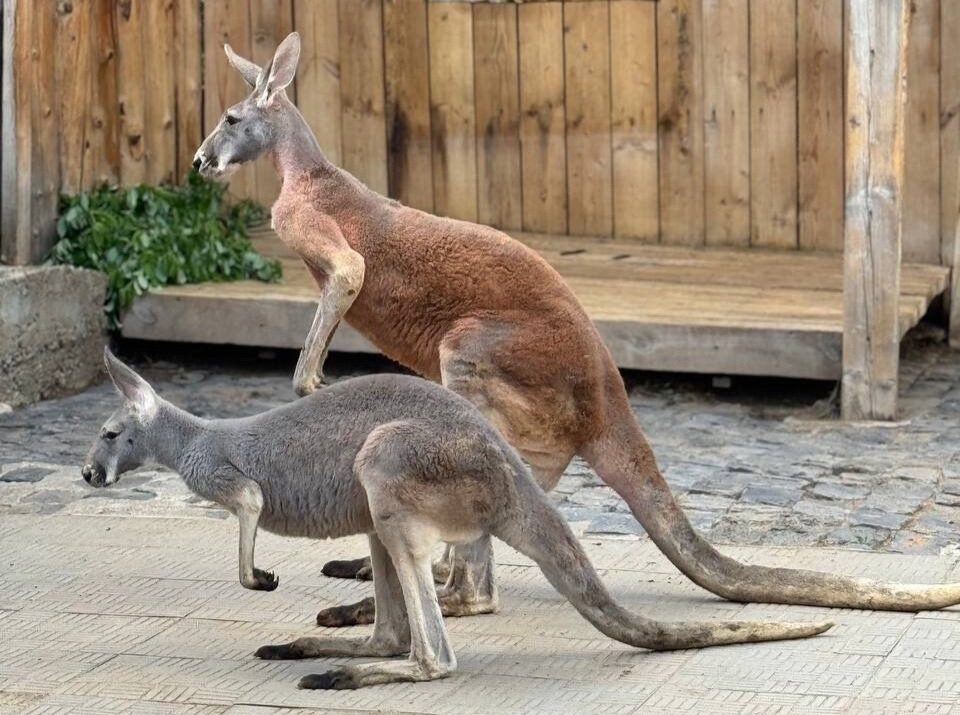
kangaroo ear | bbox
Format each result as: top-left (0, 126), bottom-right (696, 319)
top-left (103, 348), bottom-right (158, 417)
top-left (257, 32), bottom-right (300, 107)
top-left (224, 44), bottom-right (262, 89)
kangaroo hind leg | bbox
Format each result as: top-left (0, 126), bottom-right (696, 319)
top-left (256, 533), bottom-right (409, 660)
top-left (302, 436), bottom-right (460, 689)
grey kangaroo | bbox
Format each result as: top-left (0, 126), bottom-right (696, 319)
top-left (83, 349), bottom-right (832, 689)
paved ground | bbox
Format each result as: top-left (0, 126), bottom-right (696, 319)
top-left (3, 509), bottom-right (960, 714)
top-left (3, 327), bottom-right (960, 713)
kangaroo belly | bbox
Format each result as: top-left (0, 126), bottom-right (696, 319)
top-left (256, 479), bottom-right (374, 540)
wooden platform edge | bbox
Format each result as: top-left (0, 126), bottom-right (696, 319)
top-left (121, 291), bottom-right (842, 380)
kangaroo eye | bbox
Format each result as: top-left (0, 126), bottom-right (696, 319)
top-left (225, 114), bottom-right (239, 126)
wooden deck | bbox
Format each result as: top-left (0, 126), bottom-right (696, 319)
top-left (120, 230), bottom-right (950, 380)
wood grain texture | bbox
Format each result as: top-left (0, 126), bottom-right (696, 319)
top-left (26, 0), bottom-right (60, 261)
top-left (517, 2), bottom-right (566, 234)
top-left (798, 0), bottom-right (844, 252)
top-left (428, 2), bottom-right (477, 221)
top-left (142, 0), bottom-right (176, 185)
top-left (294, 0), bottom-right (341, 165)
top-left (174, 0), bottom-right (202, 182)
top-left (610, 0), bottom-right (658, 242)
top-left (842, 0), bottom-right (910, 420)
top-left (902, 0), bottom-right (941, 264)
top-left (702, 0), bottom-right (749, 247)
top-left (0, 0), bottom-right (18, 263)
top-left (657, 0), bottom-right (704, 246)
top-left (6, 0), bottom-right (32, 264)
top-left (249, 0), bottom-right (293, 205)
top-left (339, 0), bottom-right (387, 194)
top-left (115, 0), bottom-right (146, 184)
top-left (90, 0), bottom-right (119, 187)
top-left (474, 2), bottom-right (521, 229)
top-left (941, 0), bottom-right (960, 272)
top-left (564, 1), bottom-right (612, 237)
top-left (56, 0), bottom-right (90, 193)
top-left (749, 0), bottom-right (798, 249)
top-left (202, 0), bottom-right (254, 200)
top-left (383, 0), bottom-right (433, 211)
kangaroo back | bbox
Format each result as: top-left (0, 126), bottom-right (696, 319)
top-left (492, 473), bottom-right (832, 651)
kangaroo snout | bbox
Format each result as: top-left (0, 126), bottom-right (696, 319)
top-left (81, 463), bottom-right (107, 487)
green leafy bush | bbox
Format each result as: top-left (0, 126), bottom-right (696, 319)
top-left (48, 171), bottom-right (281, 327)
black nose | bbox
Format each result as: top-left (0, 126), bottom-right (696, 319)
top-left (81, 464), bottom-right (93, 483)
top-left (192, 157), bottom-right (203, 170)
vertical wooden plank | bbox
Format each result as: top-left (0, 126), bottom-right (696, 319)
top-left (749, 0), bottom-right (798, 249)
top-left (339, 0), bottom-right (387, 194)
top-left (798, 0), bottom-right (844, 252)
top-left (564, 1), bottom-right (612, 237)
top-left (86, 0), bottom-right (118, 187)
top-left (175, 0), bottom-right (202, 182)
top-left (115, 0), bottom-right (146, 184)
top-left (294, 0), bottom-right (341, 165)
top-left (28, 0), bottom-right (60, 259)
top-left (842, 0), bottom-right (910, 420)
top-left (610, 0), bottom-right (658, 242)
top-left (0, 0), bottom-right (19, 263)
top-left (142, 0), bottom-right (176, 185)
top-left (517, 1), bottom-right (566, 234)
top-left (56, 0), bottom-right (91, 193)
top-left (657, 0), bottom-right (704, 246)
top-left (203, 0), bottom-right (254, 199)
top-left (3, 0), bottom-right (32, 264)
top-left (383, 0), bottom-right (433, 211)
top-left (942, 1), bottom-right (960, 271)
top-left (428, 2), bottom-right (476, 221)
top-left (473, 2), bottom-right (521, 230)
top-left (249, 0), bottom-right (293, 204)
top-left (902, 0), bottom-right (941, 264)
top-left (702, 0), bottom-right (749, 247)
top-left (950, 164), bottom-right (960, 346)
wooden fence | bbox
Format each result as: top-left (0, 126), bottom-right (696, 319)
top-left (2, 0), bottom-right (959, 267)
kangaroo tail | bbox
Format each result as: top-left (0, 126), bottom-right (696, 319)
top-left (582, 395), bottom-right (960, 612)
top-left (492, 467), bottom-right (832, 651)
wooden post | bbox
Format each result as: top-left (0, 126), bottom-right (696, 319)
top-left (1, 0), bottom-right (22, 265)
top-left (842, 0), bottom-right (911, 420)
top-left (1, 0), bottom-right (60, 266)
top-left (951, 171), bottom-right (960, 347)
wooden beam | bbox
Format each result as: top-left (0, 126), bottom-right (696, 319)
top-left (1, 0), bottom-right (19, 264)
top-left (842, 0), bottom-right (911, 420)
top-left (950, 153), bottom-right (960, 346)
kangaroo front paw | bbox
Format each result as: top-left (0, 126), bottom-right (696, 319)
top-left (242, 567), bottom-right (279, 591)
top-left (299, 668), bottom-right (357, 690)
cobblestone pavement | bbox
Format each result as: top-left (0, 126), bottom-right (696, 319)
top-left (3, 328), bottom-right (960, 556)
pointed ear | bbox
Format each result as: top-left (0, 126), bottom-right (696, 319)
top-left (224, 43), bottom-right (262, 89)
top-left (257, 32), bottom-right (300, 107)
top-left (103, 348), bottom-right (158, 417)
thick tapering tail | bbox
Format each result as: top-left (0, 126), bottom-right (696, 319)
top-left (493, 471), bottom-right (832, 651)
top-left (583, 402), bottom-right (960, 612)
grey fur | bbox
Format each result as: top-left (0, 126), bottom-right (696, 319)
top-left (84, 349), bottom-right (832, 689)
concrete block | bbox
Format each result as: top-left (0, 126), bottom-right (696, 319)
top-left (0, 265), bottom-right (106, 407)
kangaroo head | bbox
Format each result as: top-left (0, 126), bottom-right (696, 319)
top-left (193, 32), bottom-right (301, 179)
top-left (82, 349), bottom-right (160, 488)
